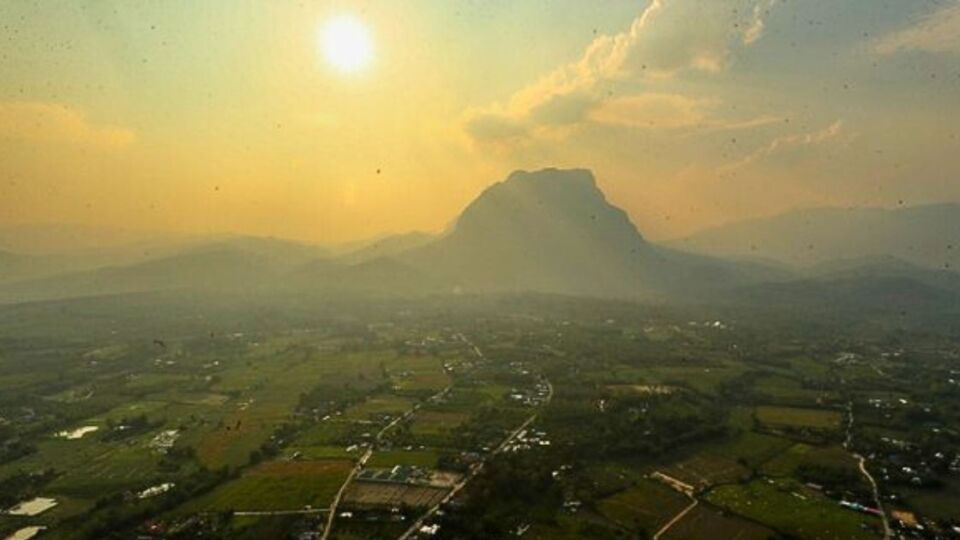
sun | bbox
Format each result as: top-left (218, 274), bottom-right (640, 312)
top-left (319, 15), bottom-right (373, 73)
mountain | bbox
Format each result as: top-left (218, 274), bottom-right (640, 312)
top-left (339, 231), bottom-right (435, 264)
top-left (0, 168), bottom-right (784, 304)
top-left (667, 204), bottom-right (960, 270)
top-left (399, 168), bottom-right (782, 299)
top-left (803, 255), bottom-right (960, 295)
top-left (0, 236), bottom-right (330, 304)
top-left (0, 223), bottom-right (184, 255)
top-left (0, 250), bottom-right (43, 283)
top-left (731, 275), bottom-right (960, 318)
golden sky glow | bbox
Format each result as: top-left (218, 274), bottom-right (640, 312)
top-left (0, 1), bottom-right (958, 244)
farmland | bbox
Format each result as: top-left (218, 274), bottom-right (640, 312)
top-left (0, 293), bottom-right (958, 539)
top-left (706, 478), bottom-right (880, 540)
top-left (181, 459), bottom-right (352, 512)
top-left (755, 405), bottom-right (843, 430)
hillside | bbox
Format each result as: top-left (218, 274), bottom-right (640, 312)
top-left (668, 204), bottom-right (960, 270)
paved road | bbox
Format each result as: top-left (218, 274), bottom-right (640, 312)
top-left (320, 447), bottom-right (370, 540)
top-left (397, 378), bottom-right (553, 540)
top-left (856, 454), bottom-right (891, 540)
top-left (320, 384), bottom-right (452, 539)
top-left (845, 401), bottom-right (891, 540)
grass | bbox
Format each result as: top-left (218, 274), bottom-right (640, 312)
top-left (755, 405), bottom-right (842, 430)
top-left (367, 449), bottom-right (441, 469)
top-left (343, 394), bottom-right (415, 421)
top-left (285, 445), bottom-right (358, 460)
top-left (195, 351), bottom-right (388, 468)
top-left (48, 444), bottom-right (163, 497)
top-left (661, 453), bottom-right (751, 490)
top-left (754, 374), bottom-right (835, 405)
top-left (706, 478), bottom-right (880, 540)
top-left (387, 355), bottom-right (451, 393)
top-left (761, 443), bottom-right (860, 479)
top-left (643, 365), bottom-right (748, 396)
top-left (181, 459), bottom-right (352, 512)
top-left (707, 431), bottom-right (794, 469)
top-left (294, 420), bottom-right (369, 447)
top-left (660, 503), bottom-right (774, 540)
top-left (597, 479), bottom-right (691, 533)
top-left (410, 410), bottom-right (470, 436)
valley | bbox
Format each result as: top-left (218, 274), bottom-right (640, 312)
top-left (1, 294), bottom-right (957, 539)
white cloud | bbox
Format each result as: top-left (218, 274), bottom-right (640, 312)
top-left (0, 101), bottom-right (135, 149)
top-left (721, 120), bottom-right (849, 172)
top-left (464, 0), bottom-right (780, 144)
top-left (743, 0), bottom-right (777, 45)
top-left (588, 93), bottom-right (713, 129)
top-left (873, 2), bottom-right (960, 55)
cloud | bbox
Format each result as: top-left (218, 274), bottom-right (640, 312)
top-left (464, 0), bottom-right (780, 145)
top-left (721, 120), bottom-right (849, 172)
top-left (873, 2), bottom-right (960, 55)
top-left (743, 0), bottom-right (777, 45)
top-left (463, 108), bottom-right (529, 142)
top-left (588, 93), bottom-right (713, 129)
top-left (0, 101), bottom-right (135, 149)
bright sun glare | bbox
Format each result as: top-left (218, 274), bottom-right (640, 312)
top-left (320, 15), bottom-right (373, 73)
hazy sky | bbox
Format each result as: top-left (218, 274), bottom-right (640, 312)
top-left (1, 0), bottom-right (958, 243)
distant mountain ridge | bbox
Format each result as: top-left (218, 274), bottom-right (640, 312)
top-left (668, 204), bottom-right (960, 270)
top-left (2, 168), bottom-right (957, 317)
top-left (0, 168), bottom-right (782, 304)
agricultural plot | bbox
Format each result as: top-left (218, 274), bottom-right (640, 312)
top-left (524, 514), bottom-right (624, 540)
top-left (294, 420), bottom-right (370, 447)
top-left (597, 479), bottom-right (691, 533)
top-left (606, 384), bottom-right (676, 397)
top-left (86, 400), bottom-right (170, 424)
top-left (284, 445), bottom-right (357, 460)
top-left (367, 449), bottom-right (442, 469)
top-left (761, 443), bottom-right (861, 479)
top-left (343, 394), bottom-right (415, 421)
top-left (706, 478), bottom-right (880, 540)
top-left (341, 481), bottom-right (447, 509)
top-left (661, 453), bottom-right (751, 490)
top-left (410, 410), bottom-right (470, 436)
top-left (755, 406), bottom-right (842, 430)
top-left (329, 521), bottom-right (408, 540)
top-left (181, 459), bottom-right (352, 513)
top-left (387, 356), bottom-right (451, 394)
top-left (196, 353), bottom-right (385, 468)
top-left (660, 504), bottom-right (775, 540)
top-left (438, 385), bottom-right (509, 410)
top-left (707, 431), bottom-right (794, 469)
top-left (753, 375), bottom-right (835, 406)
top-left (164, 392), bottom-right (231, 406)
top-left (47, 444), bottom-right (163, 497)
top-left (643, 365), bottom-right (748, 396)
top-left (0, 436), bottom-right (122, 485)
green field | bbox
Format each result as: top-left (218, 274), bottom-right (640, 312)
top-left (706, 478), bottom-right (880, 539)
top-left (181, 459), bottom-right (352, 512)
top-left (661, 504), bottom-right (775, 540)
top-left (662, 453), bottom-right (751, 490)
top-left (410, 410), bottom-right (470, 436)
top-left (708, 431), bottom-right (794, 469)
top-left (367, 449), bottom-right (442, 469)
top-left (755, 406), bottom-right (842, 429)
top-left (761, 443), bottom-right (861, 479)
top-left (343, 393), bottom-right (415, 420)
top-left (597, 479), bottom-right (691, 533)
